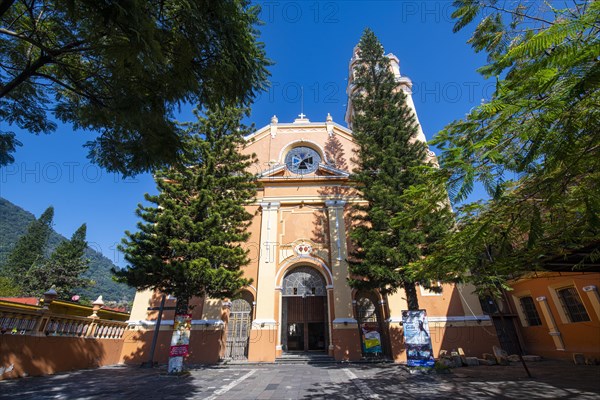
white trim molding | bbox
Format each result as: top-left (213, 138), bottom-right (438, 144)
top-left (427, 315), bottom-right (491, 323)
top-left (252, 318), bottom-right (277, 326)
top-left (127, 319), bottom-right (224, 327)
top-left (332, 318), bottom-right (358, 324)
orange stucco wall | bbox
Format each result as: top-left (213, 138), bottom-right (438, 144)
top-left (121, 328), bottom-right (224, 365)
top-left (0, 335), bottom-right (124, 380)
top-left (332, 328), bottom-right (362, 361)
top-left (508, 272), bottom-right (600, 360)
top-left (388, 324), bottom-right (500, 362)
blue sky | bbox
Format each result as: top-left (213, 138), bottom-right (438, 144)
top-left (0, 1), bottom-right (490, 267)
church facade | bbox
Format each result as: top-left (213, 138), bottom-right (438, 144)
top-left (122, 48), bottom-right (500, 365)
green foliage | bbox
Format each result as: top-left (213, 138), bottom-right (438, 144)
top-left (1, 206), bottom-right (54, 290)
top-left (0, 197), bottom-right (134, 301)
top-left (117, 106), bottom-right (257, 305)
top-left (0, 276), bottom-right (20, 297)
top-left (24, 224), bottom-right (92, 298)
top-left (429, 1), bottom-right (600, 288)
top-left (348, 30), bottom-right (454, 310)
top-left (0, 0), bottom-right (270, 175)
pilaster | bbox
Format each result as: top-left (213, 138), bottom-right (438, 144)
top-left (583, 285), bottom-right (600, 320)
top-left (325, 200), bottom-right (355, 324)
top-left (326, 200), bottom-right (361, 361)
top-left (248, 201), bottom-right (280, 362)
top-left (536, 296), bottom-right (565, 351)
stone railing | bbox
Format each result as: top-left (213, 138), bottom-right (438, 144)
top-left (0, 297), bottom-right (130, 380)
top-left (0, 298), bottom-right (128, 339)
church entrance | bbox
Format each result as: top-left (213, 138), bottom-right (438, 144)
top-left (281, 266), bottom-right (328, 352)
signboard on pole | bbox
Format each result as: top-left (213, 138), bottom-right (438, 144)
top-left (168, 313), bottom-right (192, 372)
top-left (402, 310), bottom-right (435, 367)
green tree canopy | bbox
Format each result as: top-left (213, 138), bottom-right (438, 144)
top-left (0, 0), bottom-right (269, 174)
top-left (117, 106), bottom-right (257, 311)
top-left (348, 30), bottom-right (454, 310)
top-left (25, 223), bottom-right (91, 298)
top-left (0, 205), bottom-right (54, 291)
top-left (429, 1), bottom-right (600, 289)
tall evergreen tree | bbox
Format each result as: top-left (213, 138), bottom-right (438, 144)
top-left (24, 223), bottom-right (91, 298)
top-left (348, 30), bottom-right (454, 310)
top-left (1, 206), bottom-right (54, 292)
top-left (117, 106), bottom-right (257, 372)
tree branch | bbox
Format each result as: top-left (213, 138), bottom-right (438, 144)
top-left (0, 27), bottom-right (49, 52)
top-left (486, 4), bottom-right (555, 26)
top-left (32, 72), bottom-right (105, 107)
top-left (0, 54), bottom-right (51, 98)
top-left (0, 40), bottom-right (85, 98)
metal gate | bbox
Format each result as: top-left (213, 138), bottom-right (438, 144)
top-left (225, 298), bottom-right (252, 360)
top-left (492, 316), bottom-right (521, 355)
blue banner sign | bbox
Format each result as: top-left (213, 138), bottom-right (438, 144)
top-left (402, 310), bottom-right (435, 367)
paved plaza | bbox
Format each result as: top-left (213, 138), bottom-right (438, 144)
top-left (1, 360), bottom-right (599, 399)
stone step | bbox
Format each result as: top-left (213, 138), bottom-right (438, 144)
top-left (276, 353), bottom-right (336, 364)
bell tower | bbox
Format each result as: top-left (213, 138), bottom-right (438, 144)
top-left (344, 44), bottom-right (428, 146)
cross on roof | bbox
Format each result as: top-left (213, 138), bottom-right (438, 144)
top-left (298, 113), bottom-right (306, 119)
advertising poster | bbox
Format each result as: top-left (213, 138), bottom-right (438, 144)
top-left (360, 322), bottom-right (382, 354)
top-left (402, 310), bottom-right (435, 367)
top-left (169, 313), bottom-right (192, 357)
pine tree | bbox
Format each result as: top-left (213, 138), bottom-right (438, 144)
top-left (117, 106), bottom-right (257, 372)
top-left (24, 224), bottom-right (91, 298)
top-left (348, 30), bottom-right (453, 310)
top-left (1, 206), bottom-right (54, 293)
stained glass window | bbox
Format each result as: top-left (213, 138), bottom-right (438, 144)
top-left (282, 266), bottom-right (326, 296)
top-left (285, 147), bottom-right (321, 175)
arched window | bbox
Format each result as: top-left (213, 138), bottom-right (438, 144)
top-left (282, 266), bottom-right (326, 296)
top-left (356, 297), bottom-right (377, 323)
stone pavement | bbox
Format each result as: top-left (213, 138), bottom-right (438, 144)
top-left (1, 360), bottom-right (599, 399)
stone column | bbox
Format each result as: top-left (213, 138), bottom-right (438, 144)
top-left (582, 285), bottom-right (600, 320)
top-left (326, 200), bottom-right (361, 361)
top-left (248, 201), bottom-right (280, 362)
top-left (536, 296), bottom-right (565, 351)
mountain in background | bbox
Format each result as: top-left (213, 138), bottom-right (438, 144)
top-left (0, 197), bottom-right (135, 302)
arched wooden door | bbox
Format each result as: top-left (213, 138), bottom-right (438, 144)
top-left (225, 298), bottom-right (252, 360)
top-left (281, 266), bottom-right (328, 352)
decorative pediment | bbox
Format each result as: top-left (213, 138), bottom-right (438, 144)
top-left (258, 163), bottom-right (349, 179)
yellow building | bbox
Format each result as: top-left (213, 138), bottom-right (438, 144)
top-left (122, 45), bottom-right (500, 365)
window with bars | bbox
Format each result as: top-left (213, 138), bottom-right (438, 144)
top-left (557, 287), bottom-right (590, 323)
top-left (519, 296), bottom-right (542, 326)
